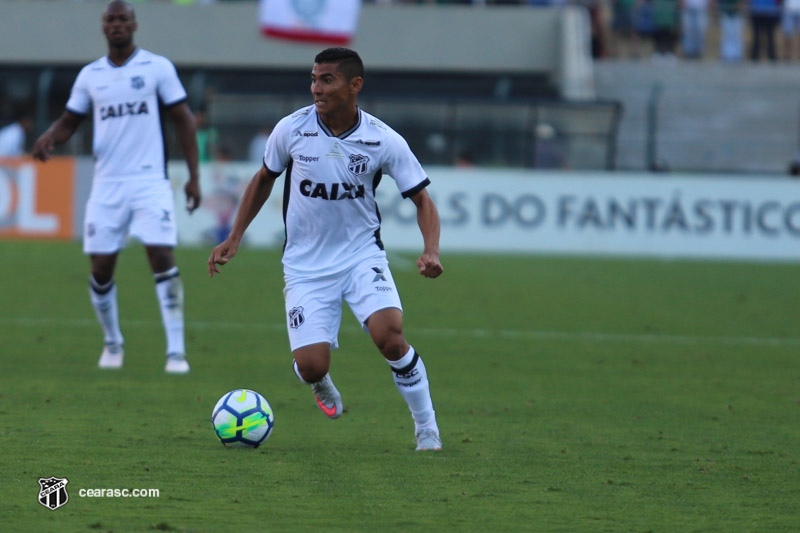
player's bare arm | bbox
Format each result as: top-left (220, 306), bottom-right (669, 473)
top-left (410, 188), bottom-right (443, 279)
top-left (31, 111), bottom-right (84, 162)
top-left (208, 166), bottom-right (278, 277)
top-left (168, 102), bottom-right (201, 213)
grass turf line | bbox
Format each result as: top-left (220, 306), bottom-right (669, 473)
top-left (1, 240), bottom-right (799, 532)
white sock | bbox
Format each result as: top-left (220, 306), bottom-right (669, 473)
top-left (387, 346), bottom-right (438, 434)
top-left (154, 267), bottom-right (185, 356)
top-left (89, 276), bottom-right (124, 347)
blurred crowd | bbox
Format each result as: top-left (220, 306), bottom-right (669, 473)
top-left (58, 0), bottom-right (798, 62)
top-left (371, 0), bottom-right (800, 62)
top-left (601, 0), bottom-right (796, 62)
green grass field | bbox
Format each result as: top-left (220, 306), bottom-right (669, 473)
top-left (2, 240), bottom-right (799, 532)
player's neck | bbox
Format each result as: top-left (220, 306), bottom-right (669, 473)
top-left (318, 107), bottom-right (359, 137)
top-left (107, 44), bottom-right (137, 67)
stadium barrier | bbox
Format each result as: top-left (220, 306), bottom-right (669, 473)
top-left (2, 157), bottom-right (800, 262)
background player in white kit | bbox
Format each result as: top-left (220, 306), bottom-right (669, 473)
top-left (32, 1), bottom-right (201, 374)
top-left (208, 48), bottom-right (444, 451)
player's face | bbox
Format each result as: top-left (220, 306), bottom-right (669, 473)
top-left (102, 3), bottom-right (137, 48)
top-left (310, 62), bottom-right (361, 117)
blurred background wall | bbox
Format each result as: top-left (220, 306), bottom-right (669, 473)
top-left (0, 1), bottom-right (615, 171)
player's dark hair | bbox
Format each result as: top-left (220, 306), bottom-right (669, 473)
top-left (314, 48), bottom-right (364, 81)
top-left (105, 0), bottom-right (136, 20)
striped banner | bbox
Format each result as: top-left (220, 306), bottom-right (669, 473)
top-left (259, 0), bottom-right (362, 45)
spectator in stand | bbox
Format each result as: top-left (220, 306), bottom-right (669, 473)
top-left (248, 125), bottom-right (272, 165)
top-left (610, 0), bottom-right (642, 58)
top-left (748, 0), bottom-right (781, 61)
top-left (680, 0), bottom-right (710, 59)
top-left (789, 156), bottom-right (800, 176)
top-left (634, 0), bottom-right (656, 56)
top-left (0, 112), bottom-right (33, 157)
top-left (651, 0), bottom-right (680, 61)
top-left (782, 0), bottom-right (800, 60)
top-left (719, 0), bottom-right (745, 62)
top-left (195, 108), bottom-right (219, 162)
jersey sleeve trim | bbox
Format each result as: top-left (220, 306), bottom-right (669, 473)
top-left (401, 178), bottom-right (430, 199)
top-left (162, 97), bottom-right (187, 108)
top-left (265, 165), bottom-right (283, 179)
top-left (65, 106), bottom-right (88, 117)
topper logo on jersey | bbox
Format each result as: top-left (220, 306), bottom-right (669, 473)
top-left (299, 179), bottom-right (365, 200)
top-left (348, 154), bottom-right (370, 176)
top-left (100, 101), bottom-right (149, 121)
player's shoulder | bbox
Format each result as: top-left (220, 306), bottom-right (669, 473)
top-left (356, 109), bottom-right (408, 148)
top-left (79, 56), bottom-right (110, 75)
top-left (275, 104), bottom-right (316, 134)
top-left (288, 104), bottom-right (316, 123)
top-left (130, 49), bottom-right (176, 70)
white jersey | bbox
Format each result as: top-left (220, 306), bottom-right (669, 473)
top-left (264, 105), bottom-right (429, 278)
top-left (66, 48), bottom-right (187, 181)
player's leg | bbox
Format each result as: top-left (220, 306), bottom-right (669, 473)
top-left (129, 178), bottom-right (187, 373)
top-left (366, 308), bottom-right (441, 451)
top-left (292, 342), bottom-right (342, 419)
top-left (285, 275), bottom-right (344, 418)
top-left (89, 252), bottom-right (125, 368)
top-left (84, 182), bottom-right (128, 369)
top-left (145, 245), bottom-right (188, 374)
top-left (346, 258), bottom-right (441, 450)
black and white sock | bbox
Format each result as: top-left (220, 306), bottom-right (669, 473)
top-left (89, 275), bottom-right (123, 347)
top-left (387, 346), bottom-right (438, 434)
top-left (154, 266), bottom-right (185, 356)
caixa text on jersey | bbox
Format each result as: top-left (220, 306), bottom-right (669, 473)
top-left (100, 101), bottom-right (149, 121)
top-left (299, 179), bottom-right (365, 200)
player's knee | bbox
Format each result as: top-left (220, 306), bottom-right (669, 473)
top-left (91, 271), bottom-right (112, 286)
top-left (90, 254), bottom-right (117, 284)
top-left (146, 246), bottom-right (176, 274)
top-left (295, 358), bottom-right (328, 383)
top-left (373, 332), bottom-right (407, 360)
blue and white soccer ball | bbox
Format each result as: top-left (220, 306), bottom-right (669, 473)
top-left (211, 389), bottom-right (274, 448)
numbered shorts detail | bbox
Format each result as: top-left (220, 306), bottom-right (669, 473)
top-left (83, 179), bottom-right (177, 254)
top-left (283, 258), bottom-right (403, 352)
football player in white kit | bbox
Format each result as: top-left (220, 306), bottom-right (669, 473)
top-left (208, 48), bottom-right (443, 451)
top-left (32, 1), bottom-right (201, 374)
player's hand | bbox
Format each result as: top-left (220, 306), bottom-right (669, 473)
top-left (417, 252), bottom-right (443, 279)
top-left (32, 133), bottom-right (55, 162)
top-left (185, 180), bottom-right (201, 213)
top-left (208, 239), bottom-right (239, 277)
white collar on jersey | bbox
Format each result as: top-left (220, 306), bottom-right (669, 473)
top-left (316, 107), bottom-right (362, 140)
top-left (105, 47), bottom-right (140, 69)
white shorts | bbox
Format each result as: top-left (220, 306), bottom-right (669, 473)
top-left (83, 179), bottom-right (177, 254)
top-left (283, 257), bottom-right (403, 351)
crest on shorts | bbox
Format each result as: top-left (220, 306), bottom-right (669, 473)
top-left (347, 154), bottom-right (369, 176)
top-left (131, 76), bottom-right (145, 90)
top-left (288, 306), bottom-right (305, 329)
top-left (38, 476), bottom-right (69, 511)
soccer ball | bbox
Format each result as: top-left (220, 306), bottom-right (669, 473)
top-left (211, 389), bottom-right (274, 448)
